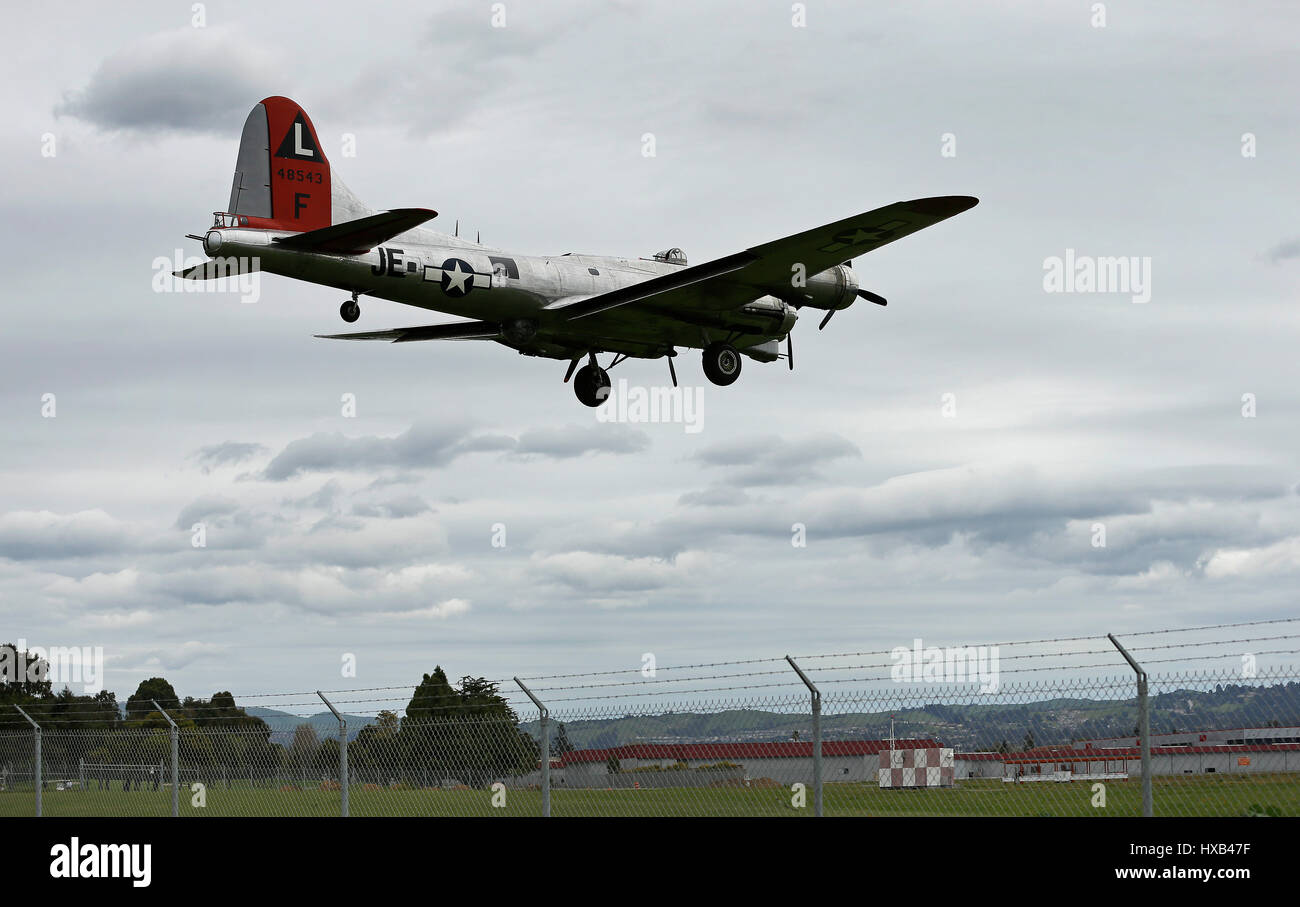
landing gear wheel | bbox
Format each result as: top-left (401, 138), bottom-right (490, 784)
top-left (340, 299), bottom-right (361, 323)
top-left (702, 342), bottom-right (742, 386)
top-left (573, 364), bottom-right (612, 407)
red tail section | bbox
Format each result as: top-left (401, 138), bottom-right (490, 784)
top-left (228, 96), bottom-right (332, 232)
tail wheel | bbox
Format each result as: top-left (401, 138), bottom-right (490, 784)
top-left (340, 300), bottom-right (361, 323)
top-left (702, 342), bottom-right (742, 386)
top-left (573, 364), bottom-right (611, 407)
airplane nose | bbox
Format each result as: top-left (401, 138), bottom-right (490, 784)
top-left (204, 231), bottom-right (223, 255)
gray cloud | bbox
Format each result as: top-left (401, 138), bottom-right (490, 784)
top-left (0, 510), bottom-right (134, 561)
top-left (192, 442), bottom-right (270, 471)
top-left (173, 495), bottom-right (241, 530)
top-left (514, 424), bottom-right (650, 459)
top-left (55, 27), bottom-right (280, 133)
top-left (692, 433), bottom-right (861, 485)
top-left (352, 495), bottom-right (433, 519)
top-left (284, 480), bottom-right (344, 511)
top-left (1264, 238), bottom-right (1300, 264)
top-left (262, 422), bottom-right (510, 480)
top-left (677, 486), bottom-right (752, 508)
top-left (263, 420), bottom-right (649, 480)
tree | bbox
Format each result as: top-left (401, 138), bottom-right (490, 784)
top-left (1023, 730), bottom-right (1035, 751)
top-left (374, 710), bottom-right (400, 738)
top-left (405, 667), bottom-right (458, 721)
top-left (289, 724), bottom-right (320, 780)
top-left (125, 677), bottom-right (180, 721)
top-left (399, 668), bottom-right (538, 787)
top-left (553, 723), bottom-right (575, 755)
top-left (175, 691), bottom-right (276, 780)
top-left (0, 642), bottom-right (53, 704)
top-left (606, 754), bottom-right (621, 775)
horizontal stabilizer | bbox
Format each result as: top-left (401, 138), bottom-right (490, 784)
top-left (315, 319), bottom-right (499, 343)
top-left (273, 208), bottom-right (437, 255)
top-left (173, 257), bottom-right (262, 280)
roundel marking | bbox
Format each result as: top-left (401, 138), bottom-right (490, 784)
top-left (440, 258), bottom-right (475, 297)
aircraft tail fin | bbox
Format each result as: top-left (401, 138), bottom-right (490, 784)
top-left (226, 96), bottom-right (373, 232)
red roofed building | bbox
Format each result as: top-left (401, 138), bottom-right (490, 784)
top-left (955, 740), bottom-right (1300, 781)
top-left (558, 739), bottom-right (938, 788)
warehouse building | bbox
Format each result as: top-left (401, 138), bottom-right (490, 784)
top-left (956, 727), bottom-right (1300, 781)
top-left (556, 739), bottom-right (937, 788)
top-left (543, 726), bottom-right (1300, 788)
top-left (1072, 725), bottom-right (1300, 749)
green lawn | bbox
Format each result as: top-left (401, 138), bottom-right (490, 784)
top-left (2, 775), bottom-right (1295, 818)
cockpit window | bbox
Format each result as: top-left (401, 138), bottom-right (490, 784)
top-left (651, 247), bottom-right (687, 265)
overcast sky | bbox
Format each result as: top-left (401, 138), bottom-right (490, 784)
top-left (1, 0), bottom-right (1297, 715)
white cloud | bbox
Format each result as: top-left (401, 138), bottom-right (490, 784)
top-left (1202, 537), bottom-right (1300, 579)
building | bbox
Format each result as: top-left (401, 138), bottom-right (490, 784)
top-left (956, 727), bottom-right (1300, 781)
top-left (555, 739), bottom-right (938, 788)
top-left (1072, 725), bottom-right (1300, 749)
top-left (537, 726), bottom-right (1300, 788)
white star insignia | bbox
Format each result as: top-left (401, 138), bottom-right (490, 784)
top-left (444, 261), bottom-right (472, 293)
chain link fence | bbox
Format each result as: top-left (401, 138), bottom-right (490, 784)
top-left (3, 663), bottom-right (1296, 817)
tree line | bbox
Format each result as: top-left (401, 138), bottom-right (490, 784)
top-left (1, 645), bottom-right (542, 788)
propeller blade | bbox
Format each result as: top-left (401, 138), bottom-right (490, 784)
top-left (786, 332), bottom-right (794, 370)
top-left (857, 289), bottom-right (888, 306)
top-left (818, 309), bottom-right (835, 330)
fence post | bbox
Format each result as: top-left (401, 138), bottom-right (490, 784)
top-left (151, 700), bottom-right (180, 817)
top-left (14, 706), bottom-right (40, 817)
top-left (514, 678), bottom-right (549, 817)
top-left (1108, 634), bottom-right (1152, 817)
top-left (317, 692), bottom-right (348, 817)
top-left (786, 656), bottom-right (822, 817)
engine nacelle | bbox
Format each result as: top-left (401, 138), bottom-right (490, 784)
top-left (782, 263), bottom-right (860, 311)
top-left (737, 295), bottom-right (798, 335)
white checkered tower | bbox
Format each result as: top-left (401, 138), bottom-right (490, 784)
top-left (878, 747), bottom-right (955, 788)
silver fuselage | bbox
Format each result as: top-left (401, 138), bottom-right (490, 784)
top-left (205, 225), bottom-right (799, 361)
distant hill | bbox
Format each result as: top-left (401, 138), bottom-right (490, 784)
top-left (221, 683), bottom-right (1296, 753)
top-left (526, 682), bottom-right (1300, 752)
top-left (244, 707), bottom-right (376, 746)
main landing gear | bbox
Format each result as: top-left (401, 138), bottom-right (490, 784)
top-left (339, 292), bottom-right (361, 323)
top-left (701, 342), bottom-right (742, 386)
top-left (566, 343), bottom-right (742, 406)
top-left (569, 354), bottom-right (612, 407)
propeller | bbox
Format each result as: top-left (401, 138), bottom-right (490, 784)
top-left (786, 332), bottom-right (794, 370)
top-left (814, 289), bottom-right (888, 330)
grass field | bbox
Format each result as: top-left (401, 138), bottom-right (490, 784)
top-left (2, 775), bottom-right (1296, 817)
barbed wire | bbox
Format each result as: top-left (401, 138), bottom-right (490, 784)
top-left (9, 658), bottom-right (1293, 725)
top-left (3, 624), bottom-right (1297, 726)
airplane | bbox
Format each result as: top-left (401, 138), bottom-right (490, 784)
top-left (180, 97), bottom-right (978, 406)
